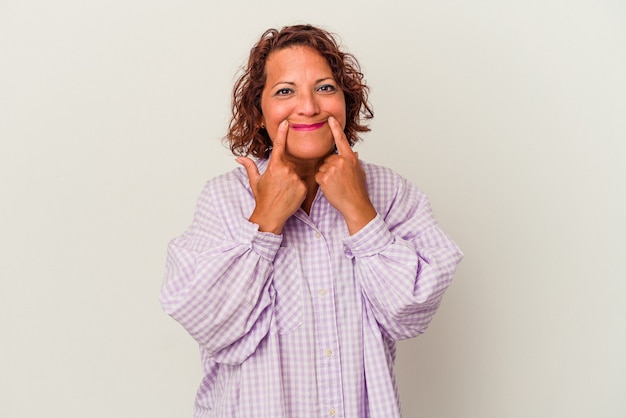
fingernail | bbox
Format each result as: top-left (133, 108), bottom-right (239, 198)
top-left (281, 120), bottom-right (289, 128)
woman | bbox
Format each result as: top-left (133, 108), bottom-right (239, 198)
top-left (160, 24), bottom-right (463, 417)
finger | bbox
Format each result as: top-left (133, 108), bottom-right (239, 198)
top-left (269, 120), bottom-right (289, 162)
top-left (328, 116), bottom-right (352, 155)
top-left (236, 156), bottom-right (260, 184)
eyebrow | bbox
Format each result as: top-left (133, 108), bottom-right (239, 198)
top-left (270, 77), bottom-right (334, 89)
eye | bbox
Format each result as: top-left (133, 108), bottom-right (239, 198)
top-left (317, 84), bottom-right (337, 93)
top-left (275, 87), bottom-right (294, 96)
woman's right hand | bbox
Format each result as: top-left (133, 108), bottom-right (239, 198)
top-left (236, 120), bottom-right (306, 234)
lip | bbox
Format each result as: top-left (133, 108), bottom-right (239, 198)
top-left (289, 121), bottom-right (327, 131)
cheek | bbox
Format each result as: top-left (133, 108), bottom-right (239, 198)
top-left (334, 109), bottom-right (347, 130)
top-left (332, 96), bottom-right (347, 126)
top-left (261, 103), bottom-right (289, 128)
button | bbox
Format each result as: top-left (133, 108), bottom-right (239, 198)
top-left (329, 408), bottom-right (336, 416)
top-left (319, 288), bottom-right (327, 296)
top-left (314, 232), bottom-right (321, 239)
top-left (325, 349), bottom-right (333, 357)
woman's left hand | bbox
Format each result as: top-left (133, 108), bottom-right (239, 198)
top-left (315, 116), bottom-right (377, 235)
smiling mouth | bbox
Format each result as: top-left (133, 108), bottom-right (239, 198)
top-left (289, 121), bottom-right (327, 131)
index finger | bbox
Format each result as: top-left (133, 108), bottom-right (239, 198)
top-left (328, 116), bottom-right (353, 155)
top-left (269, 120), bottom-right (289, 162)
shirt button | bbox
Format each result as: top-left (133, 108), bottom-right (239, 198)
top-left (314, 232), bottom-right (321, 239)
top-left (325, 349), bottom-right (333, 357)
top-left (329, 408), bottom-right (336, 416)
top-left (319, 288), bottom-right (327, 296)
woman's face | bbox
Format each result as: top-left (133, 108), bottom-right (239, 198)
top-left (260, 45), bottom-right (346, 164)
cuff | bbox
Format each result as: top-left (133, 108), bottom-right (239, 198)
top-left (236, 217), bottom-right (283, 261)
top-left (343, 214), bottom-right (394, 258)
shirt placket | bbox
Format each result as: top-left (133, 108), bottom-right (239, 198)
top-left (312, 225), bottom-right (344, 418)
top-left (294, 206), bottom-right (346, 418)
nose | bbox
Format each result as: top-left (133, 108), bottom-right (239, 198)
top-left (297, 91), bottom-right (320, 116)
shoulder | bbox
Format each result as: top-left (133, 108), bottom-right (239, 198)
top-left (196, 165), bottom-right (255, 209)
top-left (360, 159), bottom-right (431, 216)
top-left (361, 160), bottom-right (403, 180)
top-left (360, 160), bottom-right (424, 196)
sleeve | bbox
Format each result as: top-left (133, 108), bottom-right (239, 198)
top-left (159, 179), bottom-right (282, 365)
top-left (343, 173), bottom-right (463, 341)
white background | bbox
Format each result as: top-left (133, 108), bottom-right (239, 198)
top-left (1, 1), bottom-right (625, 417)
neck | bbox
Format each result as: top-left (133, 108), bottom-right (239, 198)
top-left (300, 179), bottom-right (318, 215)
top-left (282, 150), bottom-right (334, 215)
top-left (292, 159), bottom-right (323, 215)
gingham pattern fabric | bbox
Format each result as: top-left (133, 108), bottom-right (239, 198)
top-left (160, 158), bottom-right (463, 418)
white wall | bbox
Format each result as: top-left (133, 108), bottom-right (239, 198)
top-left (1, 1), bottom-right (624, 417)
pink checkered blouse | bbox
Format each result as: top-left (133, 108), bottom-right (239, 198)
top-left (160, 158), bottom-right (463, 417)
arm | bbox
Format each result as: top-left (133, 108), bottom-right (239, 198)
top-left (345, 172), bottom-right (464, 341)
top-left (316, 118), bottom-right (462, 339)
top-left (159, 180), bottom-right (282, 366)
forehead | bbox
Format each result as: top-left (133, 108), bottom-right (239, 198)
top-left (264, 46), bottom-right (332, 79)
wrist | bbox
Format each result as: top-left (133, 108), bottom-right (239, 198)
top-left (249, 211), bottom-right (284, 235)
top-left (343, 203), bottom-right (377, 235)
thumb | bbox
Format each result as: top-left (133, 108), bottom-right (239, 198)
top-left (236, 156), bottom-right (260, 184)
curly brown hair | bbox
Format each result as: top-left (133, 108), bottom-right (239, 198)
top-left (226, 24), bottom-right (374, 158)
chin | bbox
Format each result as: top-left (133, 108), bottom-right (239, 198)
top-left (291, 143), bottom-right (335, 158)
top-left (285, 136), bottom-right (335, 161)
